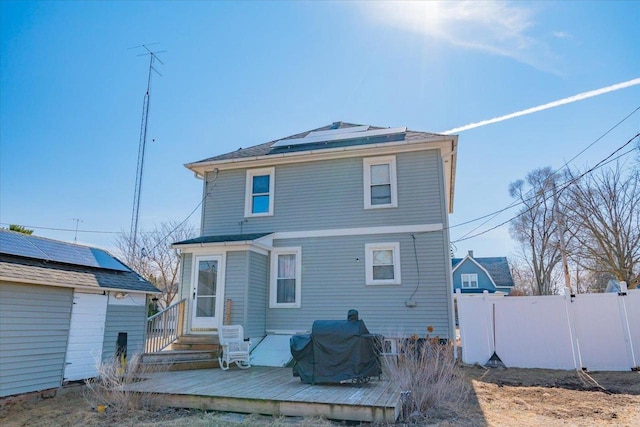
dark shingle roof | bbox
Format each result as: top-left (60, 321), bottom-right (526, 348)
top-left (188, 121), bottom-right (448, 164)
top-left (452, 256), bottom-right (514, 288)
top-left (0, 254), bottom-right (159, 293)
top-left (173, 233), bottom-right (272, 246)
top-left (0, 229), bottom-right (158, 293)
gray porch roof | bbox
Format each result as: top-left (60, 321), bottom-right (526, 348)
top-left (173, 233), bottom-right (272, 246)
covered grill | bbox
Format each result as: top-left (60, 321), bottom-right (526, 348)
top-left (290, 311), bottom-right (382, 384)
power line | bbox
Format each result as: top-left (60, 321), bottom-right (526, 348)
top-left (451, 136), bottom-right (639, 244)
top-left (452, 105), bottom-right (640, 240)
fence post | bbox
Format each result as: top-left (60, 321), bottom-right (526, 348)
top-left (564, 288), bottom-right (582, 370)
top-left (617, 282), bottom-right (637, 369)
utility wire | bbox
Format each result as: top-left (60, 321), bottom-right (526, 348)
top-left (452, 105), bottom-right (640, 240)
top-left (451, 135), bottom-right (639, 243)
top-left (141, 172), bottom-right (218, 256)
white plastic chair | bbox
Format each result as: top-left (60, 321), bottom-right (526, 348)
top-left (218, 325), bottom-right (251, 370)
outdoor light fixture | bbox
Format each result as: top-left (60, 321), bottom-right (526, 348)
top-left (113, 291), bottom-right (128, 300)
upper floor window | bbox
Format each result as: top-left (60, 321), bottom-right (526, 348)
top-left (245, 167), bottom-right (274, 217)
top-left (270, 247), bottom-right (302, 308)
top-left (461, 273), bottom-right (478, 288)
top-left (363, 156), bottom-right (397, 209)
top-left (365, 242), bottom-right (401, 285)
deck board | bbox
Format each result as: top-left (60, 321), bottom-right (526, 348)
top-left (127, 366), bottom-right (400, 422)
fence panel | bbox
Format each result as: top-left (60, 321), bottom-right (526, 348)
top-left (457, 289), bottom-right (639, 371)
top-left (495, 295), bottom-right (577, 369)
top-left (572, 293), bottom-right (634, 371)
top-left (457, 292), bottom-right (500, 365)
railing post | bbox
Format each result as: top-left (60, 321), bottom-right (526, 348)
top-left (177, 300), bottom-right (185, 336)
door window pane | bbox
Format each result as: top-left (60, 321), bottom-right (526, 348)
top-left (197, 261), bottom-right (217, 296)
top-left (196, 297), bottom-right (215, 317)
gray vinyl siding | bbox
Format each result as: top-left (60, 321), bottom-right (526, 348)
top-left (266, 232), bottom-right (451, 339)
top-left (0, 282), bottom-right (73, 397)
top-left (180, 253), bottom-right (193, 334)
top-left (101, 303), bottom-right (147, 362)
top-left (202, 150), bottom-right (444, 236)
top-left (246, 251), bottom-right (268, 338)
top-left (224, 251), bottom-right (247, 330)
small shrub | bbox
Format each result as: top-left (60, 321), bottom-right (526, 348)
top-left (380, 331), bottom-right (470, 422)
top-left (83, 353), bottom-right (165, 415)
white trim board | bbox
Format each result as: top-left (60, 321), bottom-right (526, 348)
top-left (259, 223), bottom-right (443, 243)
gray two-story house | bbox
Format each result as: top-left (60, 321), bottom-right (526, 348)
top-left (173, 122), bottom-right (458, 351)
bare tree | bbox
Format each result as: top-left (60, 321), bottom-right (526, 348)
top-left (564, 164), bottom-right (640, 289)
top-left (509, 167), bottom-right (565, 295)
top-left (115, 220), bottom-right (196, 309)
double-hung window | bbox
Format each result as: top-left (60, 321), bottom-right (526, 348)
top-left (365, 242), bottom-right (401, 285)
top-left (270, 247), bottom-right (302, 308)
top-left (461, 273), bottom-right (478, 289)
top-left (363, 156), bottom-right (397, 209)
top-left (245, 167), bottom-right (275, 217)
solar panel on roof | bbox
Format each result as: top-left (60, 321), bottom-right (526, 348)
top-left (270, 126), bottom-right (407, 148)
top-left (0, 231), bottom-right (49, 260)
top-left (0, 230), bottom-right (129, 271)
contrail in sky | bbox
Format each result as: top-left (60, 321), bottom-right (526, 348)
top-left (441, 77), bottom-right (640, 135)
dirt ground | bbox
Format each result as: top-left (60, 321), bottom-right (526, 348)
top-left (1, 366), bottom-right (638, 426)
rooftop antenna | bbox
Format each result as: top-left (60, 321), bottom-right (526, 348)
top-left (72, 218), bottom-right (83, 243)
top-left (127, 43), bottom-right (164, 265)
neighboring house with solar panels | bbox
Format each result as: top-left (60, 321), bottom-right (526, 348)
top-left (0, 229), bottom-right (159, 397)
top-left (451, 250), bottom-right (515, 294)
top-left (172, 121), bottom-right (458, 359)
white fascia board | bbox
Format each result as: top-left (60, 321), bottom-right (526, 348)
top-left (0, 275), bottom-right (161, 294)
top-left (175, 242), bottom-right (271, 256)
top-left (270, 223), bottom-right (443, 240)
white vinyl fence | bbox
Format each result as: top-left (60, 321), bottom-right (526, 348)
top-left (456, 286), bottom-right (639, 371)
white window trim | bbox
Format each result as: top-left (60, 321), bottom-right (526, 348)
top-left (461, 273), bottom-right (479, 289)
top-left (269, 247), bottom-right (302, 308)
top-left (363, 156), bottom-right (398, 209)
top-left (244, 167), bottom-right (275, 217)
top-left (365, 242), bottom-right (401, 285)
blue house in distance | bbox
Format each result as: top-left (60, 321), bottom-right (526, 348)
top-left (452, 250), bottom-right (514, 294)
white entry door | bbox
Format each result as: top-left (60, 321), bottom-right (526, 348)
top-left (64, 292), bottom-right (108, 381)
top-left (191, 255), bottom-right (224, 330)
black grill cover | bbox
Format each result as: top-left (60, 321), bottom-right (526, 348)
top-left (290, 319), bottom-right (382, 384)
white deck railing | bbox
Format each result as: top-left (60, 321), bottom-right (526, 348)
top-left (145, 299), bottom-right (186, 353)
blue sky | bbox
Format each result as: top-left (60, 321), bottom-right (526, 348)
top-left (1, 1), bottom-right (638, 258)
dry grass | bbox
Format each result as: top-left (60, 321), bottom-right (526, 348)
top-left (380, 333), bottom-right (470, 423)
top-left (82, 353), bottom-right (166, 415)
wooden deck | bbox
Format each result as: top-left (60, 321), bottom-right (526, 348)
top-left (126, 366), bottom-right (400, 423)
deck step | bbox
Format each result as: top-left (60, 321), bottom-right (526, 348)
top-left (175, 334), bottom-right (220, 344)
top-left (167, 334), bottom-right (220, 351)
top-left (142, 350), bottom-right (221, 371)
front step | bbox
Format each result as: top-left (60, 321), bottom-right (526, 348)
top-left (143, 335), bottom-right (221, 371)
top-left (169, 334), bottom-right (220, 351)
top-left (141, 350), bottom-right (220, 371)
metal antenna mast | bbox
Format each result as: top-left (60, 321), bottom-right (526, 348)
top-left (128, 44), bottom-right (164, 264)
